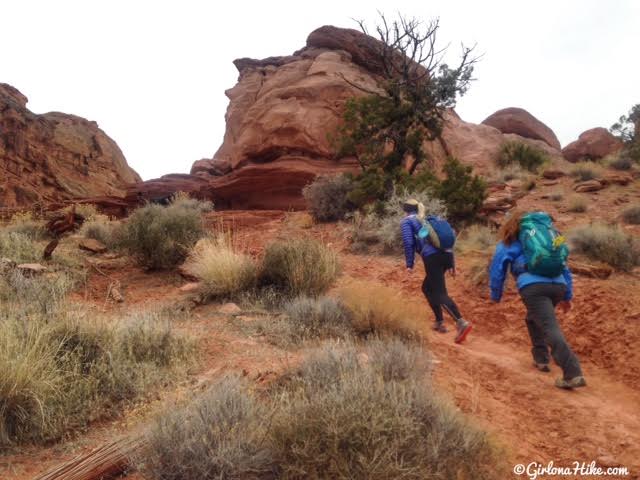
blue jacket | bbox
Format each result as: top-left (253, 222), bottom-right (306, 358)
top-left (489, 240), bottom-right (573, 302)
top-left (400, 215), bottom-right (443, 269)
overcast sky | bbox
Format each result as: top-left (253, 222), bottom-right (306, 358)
top-left (2, 0), bottom-right (638, 180)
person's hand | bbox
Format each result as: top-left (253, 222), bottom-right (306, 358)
top-left (449, 267), bottom-right (457, 278)
top-left (559, 300), bottom-right (572, 313)
top-left (406, 267), bottom-right (413, 275)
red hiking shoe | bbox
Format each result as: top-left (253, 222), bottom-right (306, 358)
top-left (454, 320), bottom-right (473, 344)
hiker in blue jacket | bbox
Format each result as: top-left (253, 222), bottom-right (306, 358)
top-left (489, 210), bottom-right (586, 389)
top-left (401, 199), bottom-right (472, 344)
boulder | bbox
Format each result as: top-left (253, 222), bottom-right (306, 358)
top-left (562, 127), bottom-right (623, 163)
top-left (542, 169), bottom-right (566, 179)
top-left (218, 302), bottom-right (242, 315)
top-left (79, 238), bottom-right (108, 254)
top-left (0, 83), bottom-right (140, 208)
top-left (602, 173), bottom-right (634, 186)
top-left (569, 260), bottom-right (613, 280)
top-left (482, 193), bottom-right (516, 212)
top-left (481, 107), bottom-right (561, 150)
top-left (573, 180), bottom-right (605, 193)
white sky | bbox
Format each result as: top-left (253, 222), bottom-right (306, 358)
top-left (2, 0), bottom-right (638, 180)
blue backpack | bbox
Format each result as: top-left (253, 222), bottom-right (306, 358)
top-left (418, 215), bottom-right (456, 250)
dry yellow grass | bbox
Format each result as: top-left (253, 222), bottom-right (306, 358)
top-left (183, 237), bottom-right (256, 299)
top-left (336, 280), bottom-right (427, 339)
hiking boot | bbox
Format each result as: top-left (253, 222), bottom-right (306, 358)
top-left (454, 320), bottom-right (472, 344)
top-left (433, 322), bottom-right (448, 333)
top-left (555, 376), bottom-right (587, 389)
top-left (533, 362), bottom-right (551, 372)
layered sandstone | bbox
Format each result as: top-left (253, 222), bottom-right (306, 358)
top-left (190, 26), bottom-right (564, 209)
top-left (0, 83), bottom-right (140, 208)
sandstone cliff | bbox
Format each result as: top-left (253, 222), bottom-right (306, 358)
top-left (0, 83), bottom-right (140, 208)
top-left (190, 26), bottom-right (563, 209)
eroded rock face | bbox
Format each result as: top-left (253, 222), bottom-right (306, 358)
top-left (0, 83), bottom-right (141, 208)
top-left (190, 27), bottom-right (565, 210)
top-left (482, 107), bottom-right (561, 150)
top-left (562, 127), bottom-right (623, 163)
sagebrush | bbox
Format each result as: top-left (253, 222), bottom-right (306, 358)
top-left (303, 174), bottom-right (354, 222)
top-left (569, 223), bottom-right (640, 271)
top-left (261, 238), bottom-right (340, 297)
top-left (138, 340), bottom-right (503, 480)
top-left (120, 200), bottom-right (206, 269)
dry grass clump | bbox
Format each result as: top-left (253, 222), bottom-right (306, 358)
top-left (456, 225), bottom-right (496, 286)
top-left (549, 190), bottom-right (564, 201)
top-left (6, 212), bottom-right (47, 240)
top-left (0, 305), bottom-right (193, 448)
top-left (566, 194), bottom-right (588, 213)
top-left (336, 280), bottom-right (426, 339)
top-left (183, 237), bottom-right (256, 300)
top-left (570, 162), bottom-right (603, 181)
top-left (608, 154), bottom-right (634, 171)
top-left (120, 200), bottom-right (206, 270)
top-left (569, 223), bottom-right (640, 271)
top-left (279, 297), bottom-right (352, 344)
top-left (80, 215), bottom-right (123, 249)
top-left (303, 174), bottom-right (354, 222)
top-left (261, 238), bottom-right (340, 297)
top-left (0, 231), bottom-right (41, 264)
top-left (138, 340), bottom-right (503, 480)
top-left (621, 204), bottom-right (640, 225)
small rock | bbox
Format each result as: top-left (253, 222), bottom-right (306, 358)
top-left (569, 260), bottom-right (613, 279)
top-left (79, 238), bottom-right (108, 254)
top-left (109, 283), bottom-right (125, 303)
top-left (16, 263), bottom-right (48, 275)
top-left (602, 173), bottom-right (634, 186)
top-left (218, 302), bottom-right (242, 315)
top-left (573, 179), bottom-right (604, 193)
top-left (482, 193), bottom-right (516, 212)
top-left (542, 169), bottom-right (566, 179)
top-left (179, 282), bottom-right (201, 293)
top-left (541, 180), bottom-right (559, 186)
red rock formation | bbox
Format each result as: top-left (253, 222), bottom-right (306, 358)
top-left (562, 127), bottom-right (623, 163)
top-left (0, 83), bottom-right (140, 208)
top-left (482, 107), bottom-right (561, 150)
top-left (191, 27), bottom-right (563, 210)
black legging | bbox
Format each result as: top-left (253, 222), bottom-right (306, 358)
top-left (421, 252), bottom-right (462, 324)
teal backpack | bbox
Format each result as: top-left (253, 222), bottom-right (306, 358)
top-left (518, 212), bottom-right (569, 277)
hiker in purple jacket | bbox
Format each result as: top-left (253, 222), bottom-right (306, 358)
top-left (400, 199), bottom-right (472, 343)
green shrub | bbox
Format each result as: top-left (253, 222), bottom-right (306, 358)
top-left (79, 215), bottom-right (123, 249)
top-left (138, 340), bottom-right (503, 480)
top-left (281, 296), bottom-right (352, 343)
top-left (567, 195), bottom-right (588, 213)
top-left (621, 205), bottom-right (640, 225)
top-left (353, 188), bottom-right (446, 254)
top-left (0, 309), bottom-right (192, 447)
top-left (0, 231), bottom-right (41, 264)
top-left (497, 141), bottom-right (549, 172)
top-left (261, 238), bottom-right (340, 297)
top-left (569, 223), bottom-right (640, 271)
top-left (609, 155), bottom-right (633, 171)
top-left (183, 237), bottom-right (256, 300)
top-left (570, 162), bottom-right (602, 182)
top-left (120, 201), bottom-right (205, 270)
top-left (303, 174), bottom-right (354, 222)
top-left (435, 157), bottom-right (487, 222)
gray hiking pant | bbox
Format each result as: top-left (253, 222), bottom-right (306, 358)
top-left (519, 283), bottom-right (583, 380)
